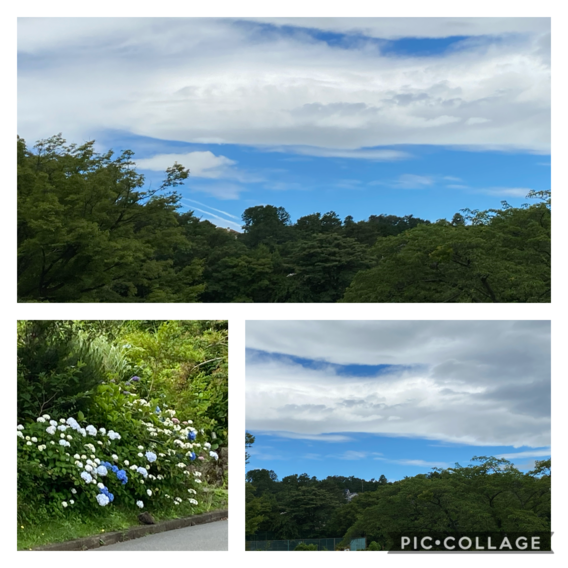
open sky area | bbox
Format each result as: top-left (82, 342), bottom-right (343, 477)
top-left (18, 17), bottom-right (550, 230)
top-left (246, 321), bottom-right (551, 482)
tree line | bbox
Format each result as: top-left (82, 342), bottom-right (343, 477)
top-left (245, 457), bottom-right (551, 550)
top-left (18, 135), bottom-right (551, 303)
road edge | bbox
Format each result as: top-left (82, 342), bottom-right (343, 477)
top-left (31, 508), bottom-right (229, 551)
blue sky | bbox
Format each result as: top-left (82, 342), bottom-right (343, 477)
top-left (246, 321), bottom-right (551, 481)
top-left (18, 18), bottom-right (550, 230)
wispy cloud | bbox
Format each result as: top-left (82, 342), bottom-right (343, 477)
top-left (268, 432), bottom-right (354, 443)
top-left (370, 174), bottom-right (434, 189)
top-left (477, 187), bottom-right (535, 198)
top-left (335, 450), bottom-right (383, 460)
top-left (182, 198), bottom-right (240, 220)
top-left (281, 147), bottom-right (412, 161)
top-left (183, 203), bottom-right (242, 230)
top-left (496, 448), bottom-right (551, 460)
top-left (375, 457), bottom-right (450, 468)
top-left (187, 183), bottom-right (246, 201)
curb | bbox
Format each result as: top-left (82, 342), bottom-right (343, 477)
top-left (32, 509), bottom-right (228, 551)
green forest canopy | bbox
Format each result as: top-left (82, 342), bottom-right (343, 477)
top-left (245, 458), bottom-right (551, 550)
top-left (18, 135), bottom-right (551, 303)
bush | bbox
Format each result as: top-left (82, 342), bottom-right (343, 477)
top-left (17, 398), bottom-right (217, 523)
top-left (294, 542), bottom-right (319, 550)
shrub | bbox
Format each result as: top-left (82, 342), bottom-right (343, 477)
top-left (17, 398), bottom-right (217, 523)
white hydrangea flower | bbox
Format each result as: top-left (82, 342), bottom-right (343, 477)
top-left (86, 425), bottom-right (97, 436)
top-left (50, 420), bottom-right (58, 427)
top-left (81, 454), bottom-right (87, 460)
top-left (69, 499), bottom-right (75, 505)
top-left (74, 454), bottom-right (81, 460)
top-left (99, 428), bottom-right (106, 435)
top-left (59, 418), bottom-right (66, 424)
top-left (85, 465), bottom-right (93, 473)
top-left (46, 426), bottom-right (56, 435)
top-left (17, 431), bottom-right (24, 438)
top-left (62, 501), bottom-right (68, 508)
top-left (42, 414), bottom-right (50, 420)
top-left (138, 445), bottom-right (144, 450)
top-left (31, 437), bottom-right (37, 443)
top-left (71, 488), bottom-right (77, 494)
top-left (136, 500), bottom-right (144, 508)
top-left (97, 482), bottom-right (105, 489)
top-left (36, 417), bottom-right (46, 423)
top-left (17, 425), bottom-right (24, 430)
top-left (112, 454), bottom-right (118, 461)
top-left (146, 489), bottom-right (152, 496)
top-left (124, 460), bottom-right (130, 466)
top-left (96, 494), bottom-right (110, 507)
top-left (66, 435), bottom-right (73, 441)
top-left (26, 441), bottom-right (32, 446)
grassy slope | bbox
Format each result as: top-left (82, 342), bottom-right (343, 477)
top-left (18, 488), bottom-right (228, 550)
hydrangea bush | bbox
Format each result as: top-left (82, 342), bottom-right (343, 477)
top-left (17, 381), bottom-right (218, 516)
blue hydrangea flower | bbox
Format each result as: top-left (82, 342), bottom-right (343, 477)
top-left (155, 406), bottom-right (161, 414)
top-left (100, 461), bottom-right (112, 469)
top-left (99, 487), bottom-right (115, 502)
top-left (131, 376), bottom-right (141, 382)
top-left (116, 469), bottom-right (128, 485)
top-left (187, 431), bottom-right (196, 441)
top-left (111, 465), bottom-right (119, 473)
top-left (189, 452), bottom-right (196, 461)
top-left (145, 451), bottom-right (157, 463)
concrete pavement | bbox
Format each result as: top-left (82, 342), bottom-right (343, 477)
top-left (96, 519), bottom-right (228, 551)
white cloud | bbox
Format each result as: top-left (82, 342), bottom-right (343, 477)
top-left (18, 18), bottom-right (550, 153)
top-left (465, 117), bottom-right (492, 126)
top-left (185, 204), bottom-right (242, 230)
top-left (249, 17), bottom-right (550, 40)
top-left (375, 457), bottom-right (450, 468)
top-left (394, 174), bottom-right (434, 189)
top-left (496, 449), bottom-right (551, 460)
top-left (136, 151), bottom-right (236, 178)
top-left (271, 146), bottom-right (412, 161)
top-left (246, 321), bottom-right (550, 448)
top-left (371, 174), bottom-right (435, 189)
top-left (337, 451), bottom-right (382, 460)
top-left (182, 198), bottom-right (240, 220)
top-left (187, 184), bottom-right (246, 201)
top-left (478, 187), bottom-right (535, 198)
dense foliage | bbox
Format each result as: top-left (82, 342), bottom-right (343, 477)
top-left (17, 320), bottom-right (228, 541)
top-left (245, 458), bottom-right (551, 550)
top-left (18, 136), bottom-right (551, 303)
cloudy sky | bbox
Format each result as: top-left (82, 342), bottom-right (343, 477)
top-left (18, 18), bottom-right (550, 229)
top-left (246, 321), bottom-right (551, 481)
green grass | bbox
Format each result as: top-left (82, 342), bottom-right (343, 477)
top-left (17, 487), bottom-right (228, 550)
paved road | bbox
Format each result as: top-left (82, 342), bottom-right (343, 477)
top-left (96, 520), bottom-right (228, 551)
